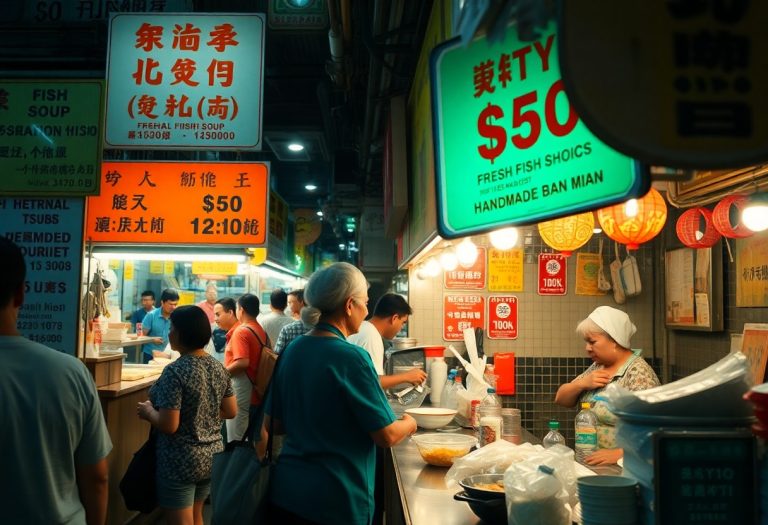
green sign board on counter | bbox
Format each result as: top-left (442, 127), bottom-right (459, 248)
top-left (0, 80), bottom-right (102, 195)
top-left (429, 22), bottom-right (648, 238)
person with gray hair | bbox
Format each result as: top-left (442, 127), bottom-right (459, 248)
top-left (555, 305), bottom-right (660, 466)
top-left (265, 262), bottom-right (417, 524)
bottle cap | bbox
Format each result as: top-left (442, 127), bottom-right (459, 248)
top-left (581, 402), bottom-right (591, 409)
top-left (548, 420), bottom-right (560, 430)
top-left (487, 387), bottom-right (496, 394)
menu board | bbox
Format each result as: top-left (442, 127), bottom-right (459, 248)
top-left (0, 197), bottom-right (84, 355)
top-left (443, 294), bottom-right (484, 341)
top-left (654, 430), bottom-right (756, 525)
top-left (0, 80), bottom-right (102, 195)
top-left (85, 161), bottom-right (269, 246)
top-left (488, 247), bottom-right (523, 291)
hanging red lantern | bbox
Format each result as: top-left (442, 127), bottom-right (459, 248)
top-left (711, 194), bottom-right (755, 238)
top-left (597, 188), bottom-right (668, 250)
top-left (537, 211), bottom-right (594, 256)
top-left (675, 207), bottom-right (721, 248)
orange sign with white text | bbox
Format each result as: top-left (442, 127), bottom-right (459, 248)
top-left (86, 161), bottom-right (269, 245)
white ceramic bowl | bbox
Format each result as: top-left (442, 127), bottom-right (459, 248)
top-left (405, 407), bottom-right (457, 429)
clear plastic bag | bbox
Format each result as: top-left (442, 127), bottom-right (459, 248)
top-left (444, 439), bottom-right (542, 488)
top-left (504, 460), bottom-right (571, 525)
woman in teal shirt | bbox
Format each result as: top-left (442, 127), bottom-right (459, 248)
top-left (266, 262), bottom-right (417, 525)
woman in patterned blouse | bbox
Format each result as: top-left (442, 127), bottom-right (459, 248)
top-left (137, 305), bottom-right (237, 525)
top-left (555, 306), bottom-right (660, 466)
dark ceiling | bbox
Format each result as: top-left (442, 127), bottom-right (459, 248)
top-left (0, 0), bottom-right (433, 258)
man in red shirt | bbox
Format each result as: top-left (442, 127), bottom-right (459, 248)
top-left (224, 293), bottom-right (268, 442)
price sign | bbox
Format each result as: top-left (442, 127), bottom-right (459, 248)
top-left (0, 197), bottom-right (84, 355)
top-left (430, 22), bottom-right (646, 238)
top-left (86, 161), bottom-right (268, 246)
top-left (538, 253), bottom-right (566, 295)
top-left (444, 247), bottom-right (486, 289)
top-left (487, 295), bottom-right (518, 339)
top-left (443, 294), bottom-right (484, 341)
top-left (488, 247), bottom-right (523, 291)
top-left (654, 430), bottom-right (757, 525)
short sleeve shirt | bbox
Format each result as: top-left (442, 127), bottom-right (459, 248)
top-left (140, 308), bottom-right (170, 355)
top-left (274, 319), bottom-right (308, 354)
top-left (347, 320), bottom-right (385, 375)
top-left (576, 350), bottom-right (660, 448)
top-left (150, 353), bottom-right (233, 483)
top-left (225, 320), bottom-right (268, 405)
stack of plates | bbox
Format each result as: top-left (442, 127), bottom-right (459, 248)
top-left (578, 475), bottom-right (639, 525)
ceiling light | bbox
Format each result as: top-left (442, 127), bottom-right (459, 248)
top-left (346, 227), bottom-right (354, 233)
top-left (439, 246), bottom-right (458, 271)
top-left (94, 252), bottom-right (246, 262)
top-left (423, 257), bottom-right (441, 277)
top-left (287, 143), bottom-right (304, 152)
top-left (305, 183), bottom-right (317, 191)
top-left (742, 192), bottom-right (768, 232)
top-left (316, 210), bottom-right (323, 217)
top-left (338, 243), bottom-right (346, 249)
top-left (456, 237), bottom-right (478, 267)
top-left (489, 227), bottom-right (519, 250)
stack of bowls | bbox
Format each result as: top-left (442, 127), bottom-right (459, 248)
top-left (577, 475), bottom-right (639, 525)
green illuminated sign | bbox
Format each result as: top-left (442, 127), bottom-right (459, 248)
top-left (430, 23), bottom-right (647, 238)
top-left (0, 80), bottom-right (102, 195)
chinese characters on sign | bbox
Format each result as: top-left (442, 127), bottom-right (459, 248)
top-left (443, 294), bottom-right (485, 341)
top-left (444, 247), bottom-right (486, 289)
top-left (538, 253), bottom-right (567, 295)
top-left (0, 81), bottom-right (102, 195)
top-left (574, 252), bottom-right (606, 296)
top-left (487, 295), bottom-right (518, 339)
top-left (430, 21), bottom-right (644, 238)
top-left (735, 235), bottom-right (768, 307)
top-left (105, 13), bottom-right (265, 149)
top-left (85, 162), bottom-right (269, 246)
top-left (0, 197), bottom-right (84, 355)
top-left (488, 247), bottom-right (523, 291)
top-left (18, 1), bottom-right (192, 23)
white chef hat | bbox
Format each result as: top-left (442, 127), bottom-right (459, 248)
top-left (587, 306), bottom-right (636, 349)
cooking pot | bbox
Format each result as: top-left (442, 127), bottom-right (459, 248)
top-left (458, 473), bottom-right (505, 500)
top-left (453, 491), bottom-right (506, 525)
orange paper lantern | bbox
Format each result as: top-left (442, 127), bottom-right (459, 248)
top-left (675, 207), bottom-right (721, 248)
top-left (597, 188), bottom-right (667, 250)
top-left (537, 211), bottom-right (594, 256)
top-left (712, 194), bottom-right (754, 239)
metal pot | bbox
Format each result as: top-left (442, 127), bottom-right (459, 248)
top-left (458, 473), bottom-right (506, 500)
top-left (454, 491), bottom-right (507, 525)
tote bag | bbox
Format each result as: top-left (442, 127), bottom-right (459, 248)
top-left (119, 428), bottom-right (157, 513)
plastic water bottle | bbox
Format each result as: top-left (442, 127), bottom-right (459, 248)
top-left (478, 387), bottom-right (503, 446)
top-left (542, 420), bottom-right (566, 448)
top-left (440, 370), bottom-right (457, 409)
top-left (429, 357), bottom-right (448, 405)
top-left (574, 402), bottom-right (598, 463)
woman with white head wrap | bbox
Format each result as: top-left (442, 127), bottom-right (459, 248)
top-left (555, 306), bottom-right (660, 466)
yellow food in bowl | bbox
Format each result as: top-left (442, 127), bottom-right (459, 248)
top-left (418, 446), bottom-right (471, 467)
top-left (473, 481), bottom-right (504, 492)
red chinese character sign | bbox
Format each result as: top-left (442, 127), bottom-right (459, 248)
top-left (443, 294), bottom-right (485, 341)
top-left (487, 295), bottom-right (518, 339)
top-left (559, 2), bottom-right (768, 169)
top-left (538, 253), bottom-right (567, 295)
top-left (444, 247), bottom-right (486, 289)
top-left (105, 13), bottom-right (265, 150)
top-left (85, 161), bottom-right (269, 246)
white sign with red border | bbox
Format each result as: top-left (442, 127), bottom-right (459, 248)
top-left (538, 253), bottom-right (567, 295)
top-left (487, 295), bottom-right (518, 339)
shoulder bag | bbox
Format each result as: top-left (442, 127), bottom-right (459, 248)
top-left (119, 427), bottom-right (157, 513)
top-left (244, 325), bottom-right (279, 399)
top-left (210, 363), bottom-right (278, 524)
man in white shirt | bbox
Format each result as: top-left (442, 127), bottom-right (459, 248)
top-left (257, 288), bottom-right (293, 345)
top-left (348, 293), bottom-right (426, 389)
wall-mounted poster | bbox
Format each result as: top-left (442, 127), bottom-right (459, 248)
top-left (665, 243), bottom-right (724, 331)
top-left (575, 252), bottom-right (607, 296)
top-left (735, 233), bottom-right (768, 307)
top-left (741, 324), bottom-right (768, 385)
top-left (538, 253), bottom-right (567, 295)
top-left (444, 247), bottom-right (486, 289)
top-left (487, 295), bottom-right (518, 339)
top-left (443, 294), bottom-right (484, 341)
top-left (488, 248), bottom-right (523, 291)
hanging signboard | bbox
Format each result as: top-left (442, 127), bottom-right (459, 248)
top-left (444, 246), bottom-right (486, 289)
top-left (443, 294), bottom-right (485, 341)
top-left (0, 80), bottom-right (102, 195)
top-left (559, 2), bottom-right (768, 169)
top-left (268, 0), bottom-right (328, 30)
top-left (11, 0), bottom-right (192, 23)
top-left (488, 247), bottom-right (523, 291)
top-left (538, 253), bottom-right (567, 295)
top-left (430, 21), bottom-right (646, 239)
top-left (487, 295), bottom-right (518, 339)
top-left (0, 197), bottom-right (84, 355)
top-left (85, 161), bottom-right (269, 246)
top-left (104, 13), bottom-right (265, 150)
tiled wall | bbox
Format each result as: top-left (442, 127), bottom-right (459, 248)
top-left (407, 227), bottom-right (660, 443)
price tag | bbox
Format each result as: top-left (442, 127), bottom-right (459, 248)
top-left (538, 253), bottom-right (566, 295)
top-left (85, 161), bottom-right (268, 246)
top-left (487, 295), bottom-right (518, 339)
top-left (654, 430), bottom-right (757, 525)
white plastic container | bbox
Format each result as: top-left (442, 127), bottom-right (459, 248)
top-left (429, 357), bottom-right (448, 405)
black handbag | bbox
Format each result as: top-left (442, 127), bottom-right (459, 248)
top-left (119, 428), bottom-right (158, 513)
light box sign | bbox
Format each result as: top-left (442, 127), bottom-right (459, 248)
top-left (104, 13), bottom-right (265, 150)
top-left (85, 161), bottom-right (269, 246)
top-left (430, 22), bottom-right (647, 238)
top-left (0, 80), bottom-right (102, 195)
